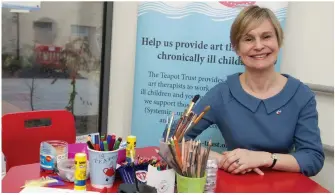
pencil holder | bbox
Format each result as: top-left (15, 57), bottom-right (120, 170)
top-left (176, 172), bottom-right (207, 193)
top-left (159, 138), bottom-right (182, 158)
top-left (87, 147), bottom-right (119, 189)
top-left (117, 164), bottom-right (149, 184)
top-left (146, 164), bottom-right (175, 193)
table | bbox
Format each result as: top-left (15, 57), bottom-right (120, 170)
top-left (2, 147), bottom-right (329, 193)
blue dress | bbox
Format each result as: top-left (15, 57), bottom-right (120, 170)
top-left (164, 73), bottom-right (324, 177)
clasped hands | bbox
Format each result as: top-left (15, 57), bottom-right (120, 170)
top-left (218, 148), bottom-right (271, 175)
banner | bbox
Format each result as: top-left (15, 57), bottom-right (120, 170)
top-left (131, 1), bottom-right (288, 152)
top-left (2, 1), bottom-right (41, 11)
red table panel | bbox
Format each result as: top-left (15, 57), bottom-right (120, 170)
top-left (2, 147), bottom-right (329, 193)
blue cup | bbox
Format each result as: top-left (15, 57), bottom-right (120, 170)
top-left (87, 147), bottom-right (119, 189)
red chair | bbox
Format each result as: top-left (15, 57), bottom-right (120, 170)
top-left (2, 110), bottom-right (76, 172)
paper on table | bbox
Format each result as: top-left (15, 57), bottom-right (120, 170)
top-left (76, 133), bottom-right (99, 143)
top-left (146, 164), bottom-right (175, 193)
top-left (20, 186), bottom-right (99, 193)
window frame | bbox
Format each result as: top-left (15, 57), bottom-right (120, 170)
top-left (98, 2), bottom-right (113, 135)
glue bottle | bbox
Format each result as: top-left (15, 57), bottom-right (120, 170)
top-left (126, 135), bottom-right (136, 163)
top-left (74, 153), bottom-right (87, 191)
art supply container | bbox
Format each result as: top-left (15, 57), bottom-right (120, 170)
top-left (118, 163), bottom-right (149, 184)
top-left (159, 138), bottom-right (182, 160)
top-left (40, 140), bottom-right (68, 173)
top-left (176, 173), bottom-right (206, 193)
top-left (204, 158), bottom-right (218, 193)
top-left (87, 147), bottom-right (119, 189)
top-left (57, 159), bottom-right (90, 182)
top-left (146, 164), bottom-right (175, 193)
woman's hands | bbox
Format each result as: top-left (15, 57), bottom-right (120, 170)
top-left (218, 148), bottom-right (272, 175)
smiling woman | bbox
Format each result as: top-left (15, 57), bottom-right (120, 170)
top-left (163, 5), bottom-right (325, 177)
top-left (231, 6), bottom-right (283, 72)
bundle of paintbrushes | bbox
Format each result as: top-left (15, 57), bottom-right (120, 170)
top-left (164, 94), bottom-right (211, 143)
top-left (156, 136), bottom-right (212, 178)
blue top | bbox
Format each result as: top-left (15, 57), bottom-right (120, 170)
top-left (176, 73), bottom-right (324, 177)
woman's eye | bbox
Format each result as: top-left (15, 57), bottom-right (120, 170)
top-left (264, 35), bottom-right (271, 39)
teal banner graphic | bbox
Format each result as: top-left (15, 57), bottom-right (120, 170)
top-left (131, 2), bottom-right (288, 153)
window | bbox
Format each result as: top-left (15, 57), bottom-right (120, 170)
top-left (34, 21), bottom-right (52, 29)
top-left (71, 25), bottom-right (90, 37)
top-left (2, 2), bottom-right (112, 139)
top-left (33, 21), bottom-right (53, 44)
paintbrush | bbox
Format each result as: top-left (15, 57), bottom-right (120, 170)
top-left (175, 112), bottom-right (192, 139)
top-left (181, 137), bottom-right (185, 165)
top-left (173, 137), bottom-right (182, 169)
top-left (177, 106), bottom-right (210, 142)
top-left (167, 141), bottom-right (183, 173)
top-left (172, 109), bottom-right (187, 137)
top-left (187, 140), bottom-right (193, 177)
top-left (197, 145), bottom-right (203, 177)
top-left (165, 112), bottom-right (174, 143)
top-left (172, 95), bottom-right (200, 138)
top-left (194, 140), bottom-right (199, 177)
top-left (194, 106), bottom-right (211, 125)
top-left (185, 95), bottom-right (200, 117)
top-left (177, 114), bottom-right (197, 142)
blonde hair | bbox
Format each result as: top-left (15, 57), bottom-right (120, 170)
top-left (230, 5), bottom-right (284, 51)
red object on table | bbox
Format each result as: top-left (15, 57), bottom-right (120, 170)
top-left (2, 110), bottom-right (76, 172)
top-left (2, 147), bottom-right (329, 193)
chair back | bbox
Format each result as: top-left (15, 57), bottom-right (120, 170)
top-left (2, 110), bottom-right (76, 172)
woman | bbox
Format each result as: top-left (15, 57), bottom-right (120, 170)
top-left (165, 5), bottom-right (324, 177)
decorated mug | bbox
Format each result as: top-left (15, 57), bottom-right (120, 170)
top-left (87, 147), bottom-right (119, 189)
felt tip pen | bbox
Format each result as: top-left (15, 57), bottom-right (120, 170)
top-left (87, 135), bottom-right (93, 144)
top-left (95, 135), bottom-right (100, 151)
top-left (100, 141), bottom-right (104, 151)
top-left (87, 141), bottom-right (94, 150)
top-left (110, 135), bottom-right (116, 150)
top-left (103, 141), bottom-right (109, 151)
top-left (101, 134), bottom-right (106, 141)
top-left (107, 135), bottom-right (112, 150)
top-left (113, 137), bottom-right (122, 150)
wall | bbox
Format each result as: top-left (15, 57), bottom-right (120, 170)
top-left (108, 2), bottom-right (138, 139)
top-left (107, 1), bottom-right (334, 191)
top-left (19, 2), bottom-right (102, 46)
top-left (2, 9), bottom-right (18, 53)
top-left (281, 2), bottom-right (334, 192)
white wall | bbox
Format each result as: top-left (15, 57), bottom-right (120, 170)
top-left (281, 2), bottom-right (334, 192)
top-left (18, 2), bottom-right (102, 48)
top-left (108, 1), bottom-right (334, 192)
top-left (107, 2), bottom-right (138, 139)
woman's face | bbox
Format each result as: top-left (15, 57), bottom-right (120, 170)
top-left (236, 19), bottom-right (279, 70)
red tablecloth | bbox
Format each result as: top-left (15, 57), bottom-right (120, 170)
top-left (2, 146), bottom-right (329, 193)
